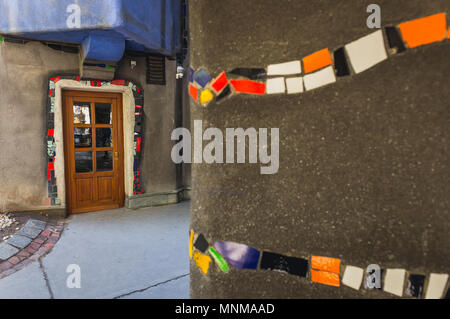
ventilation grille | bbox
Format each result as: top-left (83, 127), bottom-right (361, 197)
top-left (146, 54), bottom-right (166, 85)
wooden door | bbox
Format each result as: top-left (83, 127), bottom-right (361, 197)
top-left (62, 91), bottom-right (125, 214)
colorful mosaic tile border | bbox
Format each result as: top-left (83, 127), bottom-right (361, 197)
top-left (189, 230), bottom-right (449, 299)
top-left (188, 12), bottom-right (449, 106)
top-left (46, 76), bottom-right (145, 206)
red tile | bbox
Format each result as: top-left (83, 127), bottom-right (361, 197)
top-left (112, 79), bottom-right (125, 86)
top-left (48, 162), bottom-right (54, 170)
top-left (189, 84), bottom-right (199, 101)
top-left (136, 138), bottom-right (141, 152)
top-left (211, 71), bottom-right (228, 93)
top-left (230, 80), bottom-right (266, 95)
top-left (48, 129), bottom-right (54, 136)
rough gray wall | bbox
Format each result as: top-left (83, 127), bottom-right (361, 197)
top-left (189, 0), bottom-right (449, 298)
top-left (0, 41), bottom-right (79, 211)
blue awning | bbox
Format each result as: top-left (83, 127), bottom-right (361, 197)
top-left (0, 0), bottom-right (181, 62)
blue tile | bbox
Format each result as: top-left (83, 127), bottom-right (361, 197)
top-left (214, 241), bottom-right (260, 270)
top-left (194, 68), bottom-right (211, 88)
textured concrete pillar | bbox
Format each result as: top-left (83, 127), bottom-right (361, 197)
top-left (189, 0), bottom-right (449, 298)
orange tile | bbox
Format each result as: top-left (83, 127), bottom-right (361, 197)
top-left (303, 48), bottom-right (333, 74)
top-left (399, 13), bottom-right (447, 48)
top-left (311, 256), bottom-right (341, 273)
top-left (448, 27), bottom-right (450, 39)
top-left (189, 84), bottom-right (199, 101)
top-left (311, 269), bottom-right (340, 287)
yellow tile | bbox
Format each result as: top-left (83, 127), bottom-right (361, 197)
top-left (200, 89), bottom-right (214, 104)
top-left (194, 251), bottom-right (212, 274)
top-left (189, 230), bottom-right (194, 260)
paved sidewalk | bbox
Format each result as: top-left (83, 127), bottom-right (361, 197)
top-left (0, 201), bottom-right (190, 299)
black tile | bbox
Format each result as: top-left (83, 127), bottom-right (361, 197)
top-left (194, 234), bottom-right (209, 253)
top-left (216, 85), bottom-right (231, 102)
top-left (260, 251), bottom-right (308, 277)
top-left (134, 124), bottom-right (142, 133)
top-left (364, 268), bottom-right (384, 290)
top-left (385, 26), bottom-right (406, 54)
top-left (405, 274), bottom-right (425, 298)
top-left (445, 287), bottom-right (450, 299)
top-left (333, 47), bottom-right (350, 77)
top-left (229, 68), bottom-right (267, 80)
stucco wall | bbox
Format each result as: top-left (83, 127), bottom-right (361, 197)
top-left (0, 41), bottom-right (79, 211)
top-left (115, 55), bottom-right (181, 194)
top-left (189, 0), bottom-right (449, 298)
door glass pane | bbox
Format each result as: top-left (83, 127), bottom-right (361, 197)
top-left (75, 152), bottom-right (93, 173)
top-left (74, 128), bottom-right (92, 148)
top-left (96, 151), bottom-right (113, 172)
top-left (96, 128), bottom-right (113, 148)
top-left (95, 103), bottom-right (112, 124)
top-left (73, 102), bottom-right (91, 124)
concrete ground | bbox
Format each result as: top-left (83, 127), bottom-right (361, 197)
top-left (0, 201), bottom-right (190, 299)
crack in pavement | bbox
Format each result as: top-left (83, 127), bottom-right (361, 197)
top-left (39, 259), bottom-right (54, 299)
top-left (113, 273), bottom-right (189, 299)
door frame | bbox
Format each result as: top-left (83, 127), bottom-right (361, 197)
top-left (62, 90), bottom-right (125, 214)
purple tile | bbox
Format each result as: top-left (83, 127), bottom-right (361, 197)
top-left (194, 68), bottom-right (211, 88)
top-left (213, 241), bottom-right (260, 270)
top-left (189, 67), bottom-right (194, 83)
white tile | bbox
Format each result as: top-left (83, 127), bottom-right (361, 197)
top-left (345, 30), bottom-right (388, 74)
top-left (342, 265), bottom-right (364, 290)
top-left (267, 61), bottom-right (301, 76)
top-left (425, 273), bottom-right (448, 299)
top-left (383, 269), bottom-right (406, 297)
top-left (285, 77), bottom-right (304, 94)
top-left (303, 66), bottom-right (336, 91)
top-left (266, 77), bottom-right (285, 94)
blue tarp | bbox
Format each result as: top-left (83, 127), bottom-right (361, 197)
top-left (0, 0), bottom-right (181, 61)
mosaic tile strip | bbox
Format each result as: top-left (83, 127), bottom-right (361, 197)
top-left (213, 241), bottom-right (260, 270)
top-left (398, 12), bottom-right (447, 48)
top-left (194, 233), bottom-right (209, 253)
top-left (383, 268), bottom-right (406, 297)
top-left (345, 30), bottom-right (388, 74)
top-left (405, 274), bottom-right (425, 298)
top-left (385, 26), bottom-right (407, 54)
top-left (303, 48), bottom-right (333, 74)
top-left (45, 76), bottom-right (145, 204)
top-left (188, 12), bottom-right (448, 106)
top-left (190, 231), bottom-right (448, 299)
top-left (260, 251), bottom-right (309, 278)
top-left (425, 273), bottom-right (448, 299)
top-left (230, 80), bottom-right (266, 95)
